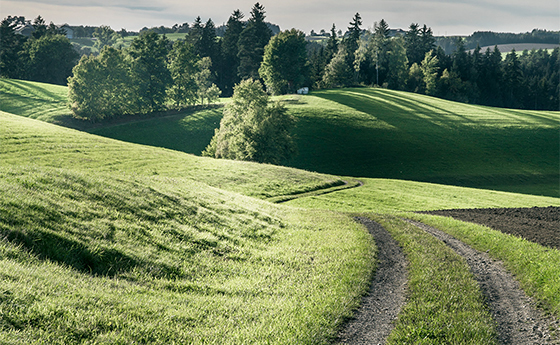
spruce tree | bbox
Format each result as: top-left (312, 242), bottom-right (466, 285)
top-left (325, 23), bottom-right (338, 62)
top-left (405, 23), bottom-right (423, 65)
top-left (221, 10), bottom-right (245, 96)
top-left (237, 3), bottom-right (272, 80)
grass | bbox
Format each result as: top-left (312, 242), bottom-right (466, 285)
top-left (0, 78), bottom-right (71, 123)
top-left (286, 88), bottom-right (560, 197)
top-left (88, 107), bottom-right (224, 155)
top-left (0, 126), bottom-right (374, 343)
top-left (408, 213), bottom-right (560, 319)
top-left (370, 215), bottom-right (497, 344)
top-left (285, 178), bottom-right (560, 213)
top-left (3, 79), bottom-right (557, 196)
top-left (2, 78), bottom-right (560, 343)
top-left (0, 111), bottom-right (341, 199)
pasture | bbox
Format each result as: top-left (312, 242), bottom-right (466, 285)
top-left (1, 78), bottom-right (559, 343)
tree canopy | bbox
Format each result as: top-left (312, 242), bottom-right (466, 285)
top-left (203, 79), bottom-right (296, 164)
top-left (259, 29), bottom-right (308, 95)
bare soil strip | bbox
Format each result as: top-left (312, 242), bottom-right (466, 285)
top-left (338, 217), bottom-right (407, 344)
top-left (406, 219), bottom-right (559, 345)
top-left (420, 206), bottom-right (560, 249)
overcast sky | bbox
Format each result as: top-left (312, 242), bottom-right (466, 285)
top-left (2, 0), bottom-right (559, 36)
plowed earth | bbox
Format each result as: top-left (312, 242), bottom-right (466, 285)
top-left (420, 206), bottom-right (560, 250)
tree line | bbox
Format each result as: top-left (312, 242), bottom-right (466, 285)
top-left (0, 16), bottom-right (79, 85)
top-left (306, 15), bottom-right (559, 111)
top-left (2, 8), bottom-right (559, 115)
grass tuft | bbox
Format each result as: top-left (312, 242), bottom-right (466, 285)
top-left (371, 215), bottom-right (497, 344)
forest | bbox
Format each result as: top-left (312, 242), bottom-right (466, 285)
top-left (1, 3), bottom-right (559, 117)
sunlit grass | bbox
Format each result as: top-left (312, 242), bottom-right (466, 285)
top-left (0, 111), bottom-right (341, 199)
top-left (287, 88), bottom-right (559, 196)
top-left (408, 213), bottom-right (560, 319)
top-left (370, 215), bottom-right (497, 344)
top-left (0, 79), bottom-right (70, 123)
top-left (0, 165), bottom-right (374, 344)
top-left (285, 178), bottom-right (559, 212)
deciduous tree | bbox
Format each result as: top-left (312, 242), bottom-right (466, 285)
top-left (203, 78), bottom-right (296, 164)
top-left (167, 40), bottom-right (199, 107)
top-left (68, 47), bottom-right (135, 120)
top-left (25, 34), bottom-right (79, 85)
top-left (128, 31), bottom-right (172, 112)
top-left (259, 29), bottom-right (308, 94)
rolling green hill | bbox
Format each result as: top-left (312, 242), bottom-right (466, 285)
top-left (288, 88), bottom-right (559, 197)
top-left (1, 79), bottom-right (558, 196)
top-left (1, 78), bottom-right (559, 343)
top-left (89, 87), bottom-right (559, 197)
top-left (0, 112), bottom-right (375, 344)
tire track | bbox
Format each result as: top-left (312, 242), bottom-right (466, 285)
top-left (338, 217), bottom-right (407, 344)
top-left (406, 219), bottom-right (559, 345)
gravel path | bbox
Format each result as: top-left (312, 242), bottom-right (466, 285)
top-left (337, 217), bottom-right (407, 344)
top-left (406, 219), bottom-right (560, 345)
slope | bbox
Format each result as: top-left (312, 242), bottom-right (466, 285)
top-left (3, 79), bottom-right (558, 196)
top-left (287, 88), bottom-right (560, 197)
top-left (0, 112), bottom-right (373, 344)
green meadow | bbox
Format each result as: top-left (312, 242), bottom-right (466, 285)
top-left (90, 86), bottom-right (559, 196)
top-left (1, 77), bottom-right (559, 343)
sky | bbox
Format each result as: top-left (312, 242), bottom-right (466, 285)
top-left (2, 0), bottom-right (559, 36)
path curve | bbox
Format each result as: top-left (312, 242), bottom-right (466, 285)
top-left (406, 219), bottom-right (559, 345)
top-left (338, 217), bottom-right (407, 344)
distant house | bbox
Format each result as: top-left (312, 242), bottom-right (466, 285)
top-left (14, 23), bottom-right (34, 37)
top-left (58, 24), bottom-right (74, 39)
top-left (297, 87), bottom-right (309, 95)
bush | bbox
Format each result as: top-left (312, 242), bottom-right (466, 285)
top-left (203, 79), bottom-right (296, 164)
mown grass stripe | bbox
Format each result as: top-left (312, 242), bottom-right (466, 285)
top-left (408, 213), bottom-right (560, 320)
top-left (368, 214), bottom-right (498, 344)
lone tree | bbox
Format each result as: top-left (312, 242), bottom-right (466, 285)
top-left (203, 78), bottom-right (296, 164)
top-left (259, 28), bottom-right (308, 95)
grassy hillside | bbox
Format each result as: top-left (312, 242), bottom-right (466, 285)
top-left (0, 78), bottom-right (71, 123)
top-left (3, 79), bottom-right (557, 196)
top-left (285, 178), bottom-right (560, 213)
top-left (89, 88), bottom-right (559, 197)
top-left (0, 112), bottom-right (375, 344)
top-left (0, 111), bottom-right (341, 199)
top-left (2, 79), bottom-right (559, 343)
top-left (287, 89), bottom-right (559, 197)
top-left (0, 165), bottom-right (373, 344)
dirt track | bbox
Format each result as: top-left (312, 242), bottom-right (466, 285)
top-left (407, 219), bottom-right (559, 344)
top-left (338, 218), bottom-right (407, 344)
top-left (340, 209), bottom-right (559, 344)
top-left (420, 206), bottom-right (560, 249)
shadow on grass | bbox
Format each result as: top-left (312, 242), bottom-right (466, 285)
top-left (1, 226), bottom-right (187, 279)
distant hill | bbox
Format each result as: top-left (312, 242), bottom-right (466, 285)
top-left (471, 43), bottom-right (559, 54)
top-left (436, 29), bottom-right (559, 54)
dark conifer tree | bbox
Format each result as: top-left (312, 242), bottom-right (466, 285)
top-left (405, 23), bottom-right (423, 65)
top-left (221, 10), bottom-right (245, 96)
top-left (420, 25), bottom-right (436, 56)
top-left (187, 16), bottom-right (204, 52)
top-left (325, 23), bottom-right (338, 62)
top-left (503, 49), bottom-right (523, 108)
top-left (480, 46), bottom-right (504, 107)
top-left (31, 16), bottom-right (47, 39)
top-left (237, 2), bottom-right (272, 80)
top-left (345, 13), bottom-right (362, 59)
top-left (451, 38), bottom-right (470, 81)
top-left (0, 18), bottom-right (27, 78)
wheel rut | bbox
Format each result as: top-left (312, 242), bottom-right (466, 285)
top-left (338, 217), bottom-right (407, 344)
top-left (406, 219), bottom-right (559, 345)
